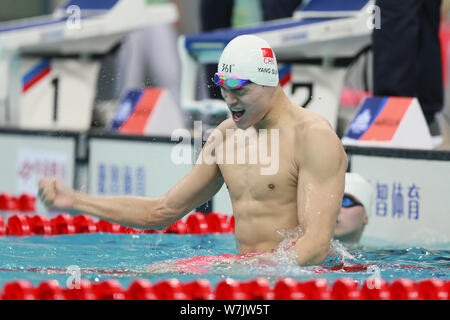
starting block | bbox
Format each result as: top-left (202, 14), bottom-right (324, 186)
top-left (0, 0), bottom-right (178, 130)
top-left (179, 0), bottom-right (375, 129)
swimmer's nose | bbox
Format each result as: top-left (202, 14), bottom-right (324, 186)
top-left (224, 93), bottom-right (238, 106)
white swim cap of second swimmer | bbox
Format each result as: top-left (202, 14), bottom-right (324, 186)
top-left (345, 172), bottom-right (374, 218)
top-left (218, 34), bottom-right (279, 87)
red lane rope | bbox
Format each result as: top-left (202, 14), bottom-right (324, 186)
top-left (0, 192), bottom-right (234, 235)
top-left (0, 193), bottom-right (35, 212)
top-left (0, 277), bottom-right (448, 300)
top-left (0, 212), bottom-right (235, 236)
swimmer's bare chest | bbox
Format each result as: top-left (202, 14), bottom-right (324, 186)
top-left (217, 128), bottom-right (301, 251)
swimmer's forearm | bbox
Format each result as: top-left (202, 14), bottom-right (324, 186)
top-left (294, 234), bottom-right (330, 266)
top-left (70, 192), bottom-right (175, 230)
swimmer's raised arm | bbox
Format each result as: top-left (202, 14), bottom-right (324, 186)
top-left (38, 128), bottom-right (225, 230)
top-left (294, 123), bottom-right (347, 266)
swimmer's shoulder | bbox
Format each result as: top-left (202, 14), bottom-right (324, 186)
top-left (204, 118), bottom-right (236, 138)
top-left (202, 119), bottom-right (237, 147)
top-left (291, 107), bottom-right (334, 139)
top-left (217, 118), bottom-right (237, 131)
top-left (290, 107), bottom-right (345, 161)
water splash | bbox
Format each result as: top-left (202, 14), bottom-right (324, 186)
top-left (212, 226), bottom-right (305, 276)
top-left (208, 226), bottom-right (361, 275)
top-left (146, 227), bottom-right (362, 277)
top-left (329, 240), bottom-right (358, 265)
top-left (271, 225), bottom-right (304, 265)
top-left (272, 227), bottom-right (359, 267)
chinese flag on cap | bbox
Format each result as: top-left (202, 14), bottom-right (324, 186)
top-left (261, 48), bottom-right (273, 58)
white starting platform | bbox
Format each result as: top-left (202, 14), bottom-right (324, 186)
top-left (0, 0), bottom-right (178, 131)
top-left (179, 0), bottom-right (375, 129)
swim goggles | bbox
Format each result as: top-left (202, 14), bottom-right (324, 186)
top-left (213, 72), bottom-right (250, 89)
top-left (342, 195), bottom-right (363, 208)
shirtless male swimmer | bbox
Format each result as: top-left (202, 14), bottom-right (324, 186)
top-left (38, 35), bottom-right (347, 266)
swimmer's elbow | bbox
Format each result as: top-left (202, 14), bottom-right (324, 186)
top-left (313, 248), bottom-right (329, 265)
top-left (295, 236), bottom-right (330, 266)
top-left (296, 248), bottom-right (328, 267)
top-left (143, 196), bottom-right (180, 230)
top-left (313, 240), bottom-right (331, 265)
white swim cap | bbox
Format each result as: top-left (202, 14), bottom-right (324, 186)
top-left (218, 34), bottom-right (279, 87)
top-left (345, 172), bottom-right (373, 218)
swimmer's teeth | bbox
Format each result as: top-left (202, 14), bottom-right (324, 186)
top-left (232, 110), bottom-right (245, 120)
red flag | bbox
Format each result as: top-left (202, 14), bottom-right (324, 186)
top-left (261, 48), bottom-right (273, 58)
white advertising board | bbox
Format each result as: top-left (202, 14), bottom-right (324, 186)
top-left (0, 131), bottom-right (75, 196)
top-left (350, 153), bottom-right (450, 248)
top-left (88, 137), bottom-right (193, 200)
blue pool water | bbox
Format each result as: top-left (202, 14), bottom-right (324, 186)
top-left (0, 233), bottom-right (449, 290)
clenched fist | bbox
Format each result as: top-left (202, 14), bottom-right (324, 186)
top-left (38, 177), bottom-right (75, 211)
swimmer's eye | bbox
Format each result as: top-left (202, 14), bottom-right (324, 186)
top-left (220, 87), bottom-right (228, 99)
top-left (232, 87), bottom-right (246, 95)
top-left (221, 85), bottom-right (247, 98)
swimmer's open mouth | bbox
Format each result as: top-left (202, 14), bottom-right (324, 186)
top-left (231, 109), bottom-right (245, 122)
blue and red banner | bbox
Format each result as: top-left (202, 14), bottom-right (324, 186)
top-left (22, 59), bottom-right (52, 92)
top-left (344, 97), bottom-right (414, 142)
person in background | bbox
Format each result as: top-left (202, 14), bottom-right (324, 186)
top-left (115, 24), bottom-right (181, 106)
top-left (260, 0), bottom-right (303, 21)
top-left (200, 0), bottom-right (235, 99)
top-left (114, 0), bottom-right (185, 107)
top-left (334, 172), bottom-right (373, 244)
top-left (372, 0), bottom-right (444, 146)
